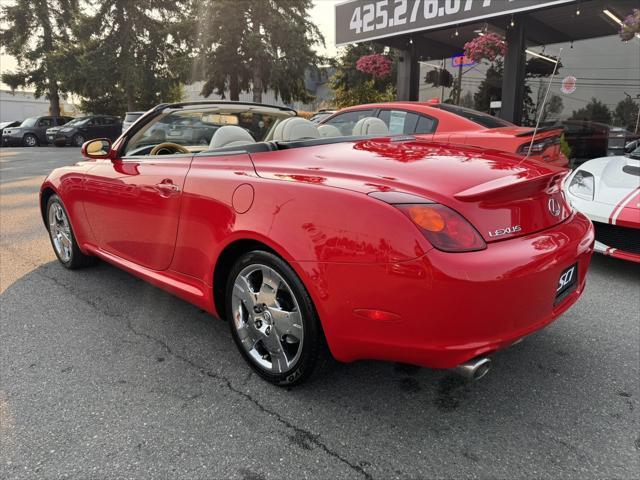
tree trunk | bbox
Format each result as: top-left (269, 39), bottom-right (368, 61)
top-left (229, 74), bottom-right (240, 101)
top-left (126, 83), bottom-right (136, 111)
top-left (252, 70), bottom-right (262, 103)
top-left (49, 81), bottom-right (61, 117)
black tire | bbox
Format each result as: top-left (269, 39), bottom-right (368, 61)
top-left (23, 134), bottom-right (38, 147)
top-left (226, 250), bottom-right (324, 386)
top-left (72, 134), bottom-right (85, 147)
top-left (46, 194), bottom-right (96, 269)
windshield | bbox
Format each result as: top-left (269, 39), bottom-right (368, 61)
top-left (20, 117), bottom-right (37, 127)
top-left (64, 117), bottom-right (90, 127)
top-left (433, 104), bottom-right (513, 129)
top-left (124, 106), bottom-right (293, 155)
top-left (630, 147), bottom-right (640, 159)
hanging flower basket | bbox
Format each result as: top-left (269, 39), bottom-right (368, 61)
top-left (463, 33), bottom-right (506, 63)
top-left (424, 68), bottom-right (453, 88)
top-left (356, 54), bottom-right (392, 79)
top-left (620, 9), bottom-right (640, 41)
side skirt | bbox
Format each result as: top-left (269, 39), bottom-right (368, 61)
top-left (83, 244), bottom-right (216, 315)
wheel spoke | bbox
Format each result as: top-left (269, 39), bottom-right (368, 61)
top-left (233, 274), bottom-right (258, 308)
top-left (256, 266), bottom-right (279, 306)
top-left (236, 322), bottom-right (257, 351)
top-left (261, 334), bottom-right (288, 373)
top-left (269, 307), bottom-right (303, 341)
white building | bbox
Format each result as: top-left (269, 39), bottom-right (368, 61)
top-left (0, 90), bottom-right (78, 122)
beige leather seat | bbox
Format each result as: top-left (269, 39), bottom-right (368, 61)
top-left (271, 117), bottom-right (320, 142)
top-left (352, 117), bottom-right (389, 136)
top-left (317, 124), bottom-right (342, 138)
top-left (209, 125), bottom-right (256, 149)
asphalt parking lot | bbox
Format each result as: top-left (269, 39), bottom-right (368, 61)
top-left (1, 146), bottom-right (638, 480)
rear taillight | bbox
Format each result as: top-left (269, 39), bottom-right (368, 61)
top-left (518, 136), bottom-right (559, 155)
top-left (395, 204), bottom-right (486, 252)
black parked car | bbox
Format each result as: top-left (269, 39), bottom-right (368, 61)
top-left (0, 120), bottom-right (21, 146)
top-left (2, 116), bottom-right (72, 147)
top-left (47, 115), bottom-right (123, 147)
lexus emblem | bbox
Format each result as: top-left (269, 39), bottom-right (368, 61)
top-left (548, 198), bottom-right (561, 217)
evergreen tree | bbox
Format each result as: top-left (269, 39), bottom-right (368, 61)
top-left (0, 0), bottom-right (79, 116)
top-left (61, 0), bottom-right (189, 112)
top-left (194, 0), bottom-right (323, 103)
top-left (613, 96), bottom-right (639, 130)
top-left (570, 98), bottom-right (613, 125)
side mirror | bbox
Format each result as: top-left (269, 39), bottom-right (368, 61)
top-left (81, 138), bottom-right (112, 159)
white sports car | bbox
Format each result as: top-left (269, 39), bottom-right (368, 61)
top-left (565, 146), bottom-right (640, 263)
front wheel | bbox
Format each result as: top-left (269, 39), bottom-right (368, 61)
top-left (226, 251), bottom-right (324, 386)
top-left (23, 134), bottom-right (38, 147)
top-left (72, 134), bottom-right (85, 147)
top-left (46, 194), bottom-right (96, 269)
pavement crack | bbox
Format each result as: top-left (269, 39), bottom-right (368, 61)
top-left (123, 320), bottom-right (373, 480)
top-left (30, 261), bottom-right (372, 479)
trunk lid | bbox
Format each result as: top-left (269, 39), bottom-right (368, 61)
top-left (251, 138), bottom-right (572, 242)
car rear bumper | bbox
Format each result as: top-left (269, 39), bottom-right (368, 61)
top-left (294, 211), bottom-right (594, 369)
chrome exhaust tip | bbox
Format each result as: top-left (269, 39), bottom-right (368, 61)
top-left (452, 357), bottom-right (491, 381)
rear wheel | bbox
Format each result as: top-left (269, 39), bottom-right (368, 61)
top-left (72, 134), bottom-right (85, 147)
top-left (226, 250), bottom-right (323, 386)
top-left (46, 194), bottom-right (96, 269)
top-left (23, 134), bottom-right (38, 147)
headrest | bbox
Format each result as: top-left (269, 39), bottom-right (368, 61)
top-left (209, 125), bottom-right (256, 149)
top-left (271, 117), bottom-right (320, 142)
top-left (352, 117), bottom-right (389, 136)
top-left (317, 124), bottom-right (342, 138)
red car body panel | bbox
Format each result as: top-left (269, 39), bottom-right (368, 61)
top-left (322, 102), bottom-right (568, 167)
top-left (41, 131), bottom-right (593, 370)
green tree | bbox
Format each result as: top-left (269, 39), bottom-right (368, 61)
top-left (330, 43), bottom-right (396, 108)
top-left (473, 62), bottom-right (503, 113)
top-left (61, 0), bottom-right (189, 112)
top-left (194, 0), bottom-right (323, 103)
top-left (613, 96), bottom-right (639, 130)
top-left (570, 98), bottom-right (613, 125)
top-left (0, 0), bottom-right (78, 116)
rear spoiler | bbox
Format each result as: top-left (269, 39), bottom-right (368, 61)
top-left (514, 126), bottom-right (564, 138)
top-left (454, 171), bottom-right (567, 202)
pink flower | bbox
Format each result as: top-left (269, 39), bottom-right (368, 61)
top-left (356, 54), bottom-right (392, 79)
top-left (463, 33), bottom-right (506, 63)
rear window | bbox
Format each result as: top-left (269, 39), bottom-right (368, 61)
top-left (433, 104), bottom-right (512, 129)
top-left (377, 110), bottom-right (420, 135)
top-left (124, 113), bottom-right (144, 123)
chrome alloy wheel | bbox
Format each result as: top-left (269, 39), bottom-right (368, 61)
top-left (231, 265), bottom-right (304, 374)
top-left (48, 202), bottom-right (73, 262)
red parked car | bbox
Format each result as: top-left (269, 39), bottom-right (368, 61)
top-left (40, 102), bottom-right (593, 386)
top-left (320, 101), bottom-right (569, 167)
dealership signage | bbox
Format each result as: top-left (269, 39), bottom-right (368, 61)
top-left (335, 0), bottom-right (576, 45)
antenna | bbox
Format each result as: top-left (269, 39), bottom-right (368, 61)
top-left (524, 47), bottom-right (563, 162)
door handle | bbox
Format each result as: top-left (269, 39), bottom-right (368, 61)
top-left (155, 179), bottom-right (181, 195)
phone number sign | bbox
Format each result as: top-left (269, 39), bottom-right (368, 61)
top-left (335, 0), bottom-right (575, 45)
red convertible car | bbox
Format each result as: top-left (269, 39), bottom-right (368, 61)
top-left (320, 102), bottom-right (569, 167)
top-left (41, 102), bottom-right (594, 385)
